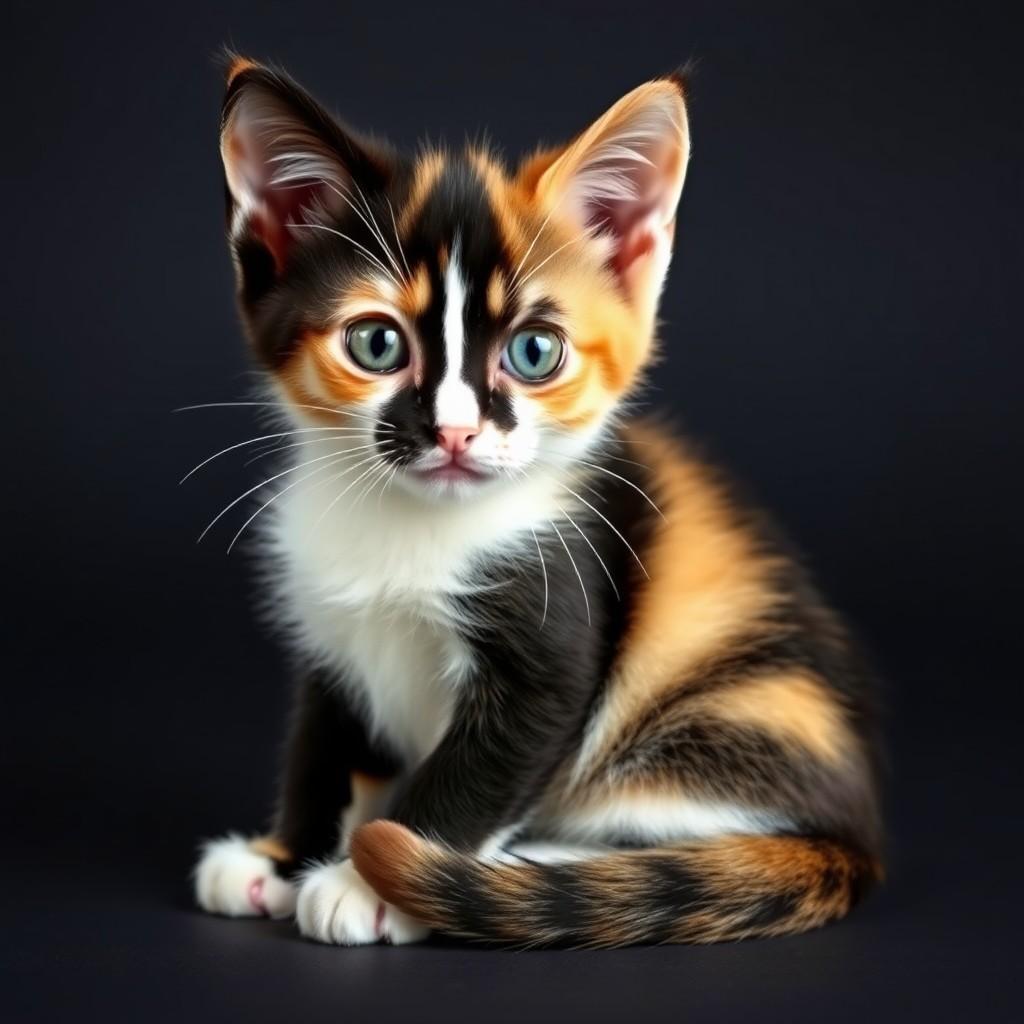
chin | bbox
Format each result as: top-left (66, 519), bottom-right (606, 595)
top-left (395, 465), bottom-right (507, 504)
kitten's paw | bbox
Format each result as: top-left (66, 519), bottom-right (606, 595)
top-left (194, 835), bottom-right (296, 919)
top-left (295, 859), bottom-right (429, 946)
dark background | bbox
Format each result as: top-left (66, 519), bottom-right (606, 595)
top-left (4, 1), bottom-right (1021, 1020)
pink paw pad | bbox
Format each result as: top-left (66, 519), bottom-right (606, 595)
top-left (248, 877), bottom-right (269, 916)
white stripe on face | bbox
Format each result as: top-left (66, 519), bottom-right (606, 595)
top-left (434, 246), bottom-right (480, 428)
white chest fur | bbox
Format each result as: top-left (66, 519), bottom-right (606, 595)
top-left (263, 452), bottom-right (564, 765)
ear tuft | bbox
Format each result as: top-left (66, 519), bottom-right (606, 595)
top-left (223, 52), bottom-right (261, 86)
top-left (663, 59), bottom-right (698, 103)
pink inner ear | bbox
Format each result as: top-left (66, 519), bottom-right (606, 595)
top-left (223, 93), bottom-right (348, 273)
top-left (229, 132), bottom-right (327, 271)
top-left (577, 131), bottom-right (684, 280)
top-left (261, 179), bottom-right (325, 270)
top-left (614, 220), bottom-right (658, 276)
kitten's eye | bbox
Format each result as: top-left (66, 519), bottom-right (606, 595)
top-left (502, 328), bottom-right (565, 382)
top-left (345, 319), bottom-right (408, 373)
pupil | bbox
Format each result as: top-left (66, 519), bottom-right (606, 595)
top-left (526, 336), bottom-right (543, 366)
top-left (370, 328), bottom-right (389, 360)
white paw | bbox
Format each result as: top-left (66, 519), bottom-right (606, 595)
top-left (295, 860), bottom-right (429, 946)
top-left (194, 835), bottom-right (297, 919)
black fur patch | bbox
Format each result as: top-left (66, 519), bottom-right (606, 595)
top-left (385, 441), bottom-right (658, 850)
top-left (270, 667), bottom-right (399, 874)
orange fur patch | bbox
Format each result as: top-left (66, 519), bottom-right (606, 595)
top-left (281, 330), bottom-right (376, 413)
top-left (398, 151), bottom-right (445, 234)
top-left (350, 820), bottom-right (424, 900)
top-left (249, 835), bottom-right (291, 862)
top-left (226, 55), bottom-right (260, 85)
top-left (402, 263), bottom-right (431, 317)
top-left (350, 771), bottom-right (393, 799)
top-left (486, 269), bottom-right (507, 318)
top-left (576, 423), bottom-right (786, 767)
top-left (702, 672), bottom-right (850, 766)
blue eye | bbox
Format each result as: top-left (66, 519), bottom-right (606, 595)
top-left (346, 319), bottom-right (408, 373)
top-left (502, 328), bottom-right (565, 382)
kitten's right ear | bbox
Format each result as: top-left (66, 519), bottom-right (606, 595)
top-left (219, 56), bottom-right (391, 295)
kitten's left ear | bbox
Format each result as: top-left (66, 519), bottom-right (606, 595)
top-left (533, 77), bottom-right (690, 317)
top-left (219, 56), bottom-right (392, 296)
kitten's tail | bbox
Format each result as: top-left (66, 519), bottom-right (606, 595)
top-left (350, 821), bottom-right (880, 947)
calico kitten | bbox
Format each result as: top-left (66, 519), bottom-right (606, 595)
top-left (193, 56), bottom-right (882, 947)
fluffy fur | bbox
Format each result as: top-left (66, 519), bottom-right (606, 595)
top-left (192, 56), bottom-right (882, 947)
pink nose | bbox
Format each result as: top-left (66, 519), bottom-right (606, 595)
top-left (436, 425), bottom-right (477, 456)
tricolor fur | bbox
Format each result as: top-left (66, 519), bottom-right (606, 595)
top-left (193, 55), bottom-right (883, 947)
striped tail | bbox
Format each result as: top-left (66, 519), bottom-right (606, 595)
top-left (350, 821), bottom-right (881, 947)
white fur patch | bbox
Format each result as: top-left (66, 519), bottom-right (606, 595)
top-left (194, 835), bottom-right (296, 918)
top-left (435, 246), bottom-right (479, 427)
top-left (495, 841), bottom-right (609, 865)
top-left (264, 431), bottom-right (576, 764)
top-left (296, 859), bottom-right (428, 945)
top-left (545, 794), bottom-right (786, 844)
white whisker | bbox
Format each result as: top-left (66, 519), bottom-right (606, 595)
top-left (198, 446), bottom-right (383, 544)
top-left (557, 483), bottom-right (649, 578)
top-left (567, 458), bottom-right (664, 519)
top-left (312, 453), bottom-right (392, 528)
top-left (225, 453), bottom-right (359, 555)
top-left (529, 526), bottom-right (549, 628)
top-left (509, 189), bottom-right (571, 290)
top-left (228, 440), bottom-right (395, 552)
top-left (180, 427), bottom-right (378, 483)
top-left (175, 401), bottom-right (392, 429)
top-left (351, 459), bottom-right (393, 511)
top-left (315, 178), bottom-right (406, 282)
top-left (550, 520), bottom-right (591, 626)
top-left (515, 229), bottom-right (593, 290)
top-left (510, 209), bottom-right (553, 289)
top-left (285, 222), bottom-right (400, 287)
top-left (243, 435), bottom-right (378, 467)
top-left (377, 462), bottom-right (401, 511)
top-left (350, 178), bottom-right (407, 282)
top-left (555, 502), bottom-right (620, 600)
top-left (385, 196), bottom-right (412, 279)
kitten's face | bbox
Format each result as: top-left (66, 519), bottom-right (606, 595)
top-left (221, 60), bottom-right (689, 502)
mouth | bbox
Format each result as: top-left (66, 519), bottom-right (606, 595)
top-left (412, 460), bottom-right (490, 485)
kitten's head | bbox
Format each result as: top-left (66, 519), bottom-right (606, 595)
top-left (220, 57), bottom-right (689, 502)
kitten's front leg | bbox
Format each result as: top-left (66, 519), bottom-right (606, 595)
top-left (296, 654), bottom-right (597, 944)
top-left (295, 859), bottom-right (429, 945)
top-left (194, 667), bottom-right (397, 920)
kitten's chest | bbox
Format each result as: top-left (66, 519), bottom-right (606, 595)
top-left (269, 493), bottom-right (484, 764)
top-left (266, 466), bottom-right (561, 761)
top-left (309, 594), bottom-right (469, 764)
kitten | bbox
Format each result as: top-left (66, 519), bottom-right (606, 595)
top-left (193, 56), bottom-right (882, 947)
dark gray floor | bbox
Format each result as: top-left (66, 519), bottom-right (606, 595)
top-left (6, 649), bottom-right (1019, 1023)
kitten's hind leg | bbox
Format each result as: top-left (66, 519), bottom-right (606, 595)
top-left (194, 834), bottom-right (297, 918)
